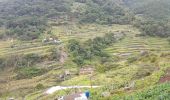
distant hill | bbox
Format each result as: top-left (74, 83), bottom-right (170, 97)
top-left (123, 0), bottom-right (170, 20)
top-left (0, 0), bottom-right (134, 40)
top-left (0, 0), bottom-right (170, 40)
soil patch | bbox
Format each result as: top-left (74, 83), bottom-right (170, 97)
top-left (159, 68), bottom-right (170, 83)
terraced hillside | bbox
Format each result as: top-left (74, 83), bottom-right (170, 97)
top-left (105, 30), bottom-right (170, 58)
top-left (0, 24), bottom-right (134, 99)
top-left (0, 24), bottom-right (168, 100)
top-left (51, 24), bottom-right (132, 42)
top-left (0, 0), bottom-right (170, 99)
top-left (0, 40), bottom-right (54, 56)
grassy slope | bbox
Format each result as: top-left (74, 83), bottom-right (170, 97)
top-left (108, 82), bottom-right (170, 100)
top-left (47, 24), bottom-right (170, 100)
top-left (0, 24), bottom-right (131, 99)
top-left (0, 24), bottom-right (170, 100)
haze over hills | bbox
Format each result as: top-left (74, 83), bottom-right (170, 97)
top-left (0, 0), bottom-right (169, 100)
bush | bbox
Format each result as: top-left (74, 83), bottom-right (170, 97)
top-left (24, 53), bottom-right (41, 65)
top-left (127, 56), bottom-right (138, 63)
top-left (16, 67), bottom-right (47, 79)
top-left (112, 83), bottom-right (170, 100)
top-left (67, 33), bottom-right (117, 67)
top-left (73, 56), bottom-right (84, 67)
top-left (133, 20), bottom-right (170, 37)
top-left (35, 83), bottom-right (44, 90)
top-left (139, 53), bottom-right (158, 63)
top-left (48, 47), bottom-right (61, 61)
top-left (5, 17), bottom-right (47, 40)
top-left (95, 64), bottom-right (105, 73)
top-left (68, 32), bottom-right (123, 69)
top-left (0, 57), bottom-right (5, 69)
top-left (79, 0), bottom-right (134, 24)
top-left (133, 65), bottom-right (155, 79)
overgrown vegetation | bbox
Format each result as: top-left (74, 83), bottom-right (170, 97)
top-left (124, 0), bottom-right (170, 20)
top-left (0, 0), bottom-right (170, 99)
top-left (0, 0), bottom-right (134, 40)
top-left (133, 20), bottom-right (170, 37)
top-left (0, 53), bottom-right (41, 69)
top-left (112, 82), bottom-right (170, 100)
top-left (16, 67), bottom-right (47, 79)
top-left (67, 33), bottom-right (123, 67)
top-left (5, 17), bottom-right (47, 40)
top-left (79, 0), bottom-right (134, 24)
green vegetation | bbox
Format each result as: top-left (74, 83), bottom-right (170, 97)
top-left (35, 83), bottom-right (45, 90)
top-left (16, 67), bottom-right (47, 79)
top-left (67, 33), bottom-right (123, 67)
top-left (124, 0), bottom-right (170, 20)
top-left (0, 0), bottom-right (170, 100)
top-left (79, 0), bottom-right (134, 24)
top-left (0, 0), bottom-right (134, 40)
top-left (5, 17), bottom-right (47, 40)
top-left (133, 20), bottom-right (170, 37)
top-left (112, 82), bottom-right (170, 100)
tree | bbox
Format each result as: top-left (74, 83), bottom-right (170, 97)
top-left (68, 39), bottom-right (81, 52)
top-left (73, 56), bottom-right (84, 67)
top-left (134, 20), bottom-right (170, 37)
top-left (49, 47), bottom-right (61, 61)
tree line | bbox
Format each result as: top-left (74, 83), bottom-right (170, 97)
top-left (133, 19), bottom-right (170, 37)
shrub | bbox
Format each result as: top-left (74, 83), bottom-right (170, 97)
top-left (95, 64), bottom-right (105, 73)
top-left (35, 83), bottom-right (44, 90)
top-left (5, 17), bottom-right (47, 40)
top-left (73, 56), bottom-right (84, 67)
top-left (0, 57), bottom-right (5, 69)
top-left (133, 65), bottom-right (155, 79)
top-left (67, 33), bottom-right (118, 67)
top-left (127, 56), bottom-right (138, 63)
top-left (133, 20), bottom-right (170, 37)
top-left (112, 83), bottom-right (170, 100)
top-left (150, 56), bottom-right (157, 63)
top-left (16, 67), bottom-right (47, 79)
top-left (48, 47), bottom-right (61, 61)
top-left (24, 53), bottom-right (41, 65)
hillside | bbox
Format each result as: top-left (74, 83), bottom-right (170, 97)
top-left (123, 0), bottom-right (170, 20)
top-left (0, 0), bottom-right (170, 100)
top-left (0, 0), bottom-right (134, 40)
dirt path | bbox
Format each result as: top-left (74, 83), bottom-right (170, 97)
top-left (60, 51), bottom-right (67, 64)
top-left (59, 46), bottom-right (68, 64)
top-left (45, 86), bottom-right (100, 94)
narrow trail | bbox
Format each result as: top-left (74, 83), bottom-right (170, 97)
top-left (45, 86), bottom-right (101, 94)
top-left (59, 46), bottom-right (68, 64)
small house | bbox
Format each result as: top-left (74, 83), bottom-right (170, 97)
top-left (79, 66), bottom-right (95, 75)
